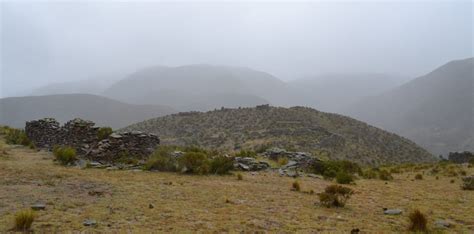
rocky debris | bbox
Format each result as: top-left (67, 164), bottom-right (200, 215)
top-left (83, 219), bottom-right (98, 227)
top-left (30, 203), bottom-right (46, 211)
top-left (279, 168), bottom-right (300, 177)
top-left (449, 151), bottom-right (474, 163)
top-left (149, 203), bottom-right (155, 209)
top-left (435, 220), bottom-right (452, 228)
top-left (263, 148), bottom-right (321, 169)
top-left (85, 131), bottom-right (159, 163)
top-left (461, 176), bottom-right (474, 190)
top-left (25, 118), bottom-right (61, 148)
top-left (383, 208), bottom-right (402, 215)
top-left (234, 157), bottom-right (270, 171)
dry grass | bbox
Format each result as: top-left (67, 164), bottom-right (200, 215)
top-left (0, 142), bottom-right (473, 232)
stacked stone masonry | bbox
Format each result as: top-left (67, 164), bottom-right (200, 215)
top-left (25, 118), bottom-right (160, 163)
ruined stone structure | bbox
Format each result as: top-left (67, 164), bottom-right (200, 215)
top-left (85, 131), bottom-right (159, 163)
top-left (25, 118), bottom-right (160, 163)
top-left (448, 151), bottom-right (474, 164)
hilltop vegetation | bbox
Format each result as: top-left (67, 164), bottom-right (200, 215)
top-left (122, 106), bottom-right (435, 165)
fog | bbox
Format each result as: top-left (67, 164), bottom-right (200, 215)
top-left (0, 1), bottom-right (472, 97)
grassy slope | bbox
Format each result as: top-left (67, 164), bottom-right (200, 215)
top-left (0, 140), bottom-right (472, 232)
top-left (122, 106), bottom-right (435, 165)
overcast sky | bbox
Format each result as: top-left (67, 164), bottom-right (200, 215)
top-left (1, 1), bottom-right (472, 97)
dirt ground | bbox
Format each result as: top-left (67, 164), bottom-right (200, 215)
top-left (0, 142), bottom-right (473, 232)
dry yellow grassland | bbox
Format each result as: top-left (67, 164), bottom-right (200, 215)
top-left (0, 141), bottom-right (473, 232)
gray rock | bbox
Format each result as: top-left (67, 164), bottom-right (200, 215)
top-left (109, 133), bottom-right (122, 139)
top-left (383, 209), bottom-right (402, 215)
top-left (83, 219), bottom-right (97, 227)
top-left (31, 203), bottom-right (46, 211)
top-left (435, 220), bottom-right (451, 228)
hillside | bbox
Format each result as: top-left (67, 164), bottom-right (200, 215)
top-left (344, 58), bottom-right (474, 156)
top-left (0, 94), bottom-right (176, 129)
top-left (122, 105), bottom-right (435, 165)
top-left (289, 73), bottom-right (410, 112)
top-left (103, 65), bottom-right (296, 111)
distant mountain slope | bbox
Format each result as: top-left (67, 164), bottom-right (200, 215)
top-left (0, 94), bottom-right (176, 129)
top-left (345, 58), bottom-right (474, 156)
top-left (289, 73), bottom-right (410, 113)
top-left (103, 65), bottom-right (296, 111)
top-left (122, 106), bottom-right (435, 165)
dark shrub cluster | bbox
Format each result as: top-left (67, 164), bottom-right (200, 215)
top-left (144, 145), bottom-right (233, 175)
top-left (361, 167), bottom-right (393, 181)
top-left (53, 146), bottom-right (77, 165)
top-left (312, 160), bottom-right (361, 182)
top-left (408, 209), bottom-right (428, 232)
top-left (318, 184), bottom-right (354, 208)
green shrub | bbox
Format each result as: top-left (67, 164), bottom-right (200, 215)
top-left (292, 181), bottom-right (301, 191)
top-left (277, 157), bottom-right (289, 166)
top-left (5, 128), bottom-right (31, 146)
top-left (415, 174), bottom-right (423, 180)
top-left (209, 156), bottom-right (234, 175)
top-left (14, 209), bottom-right (35, 231)
top-left (144, 147), bottom-right (178, 171)
top-left (53, 146), bottom-right (77, 165)
top-left (362, 169), bottom-right (378, 179)
top-left (408, 209), bottom-right (428, 232)
top-left (312, 160), bottom-right (361, 179)
top-left (318, 184), bottom-right (354, 208)
top-left (235, 149), bottom-right (257, 158)
top-left (336, 171), bottom-right (354, 184)
top-left (237, 173), bottom-right (243, 180)
top-left (178, 152), bottom-right (210, 174)
top-left (97, 127), bottom-right (113, 140)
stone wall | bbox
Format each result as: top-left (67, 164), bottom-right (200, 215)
top-left (85, 131), bottom-right (159, 163)
top-left (25, 118), bottom-right (160, 163)
top-left (448, 151), bottom-right (473, 164)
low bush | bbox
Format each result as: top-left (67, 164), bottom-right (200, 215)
top-left (292, 181), bottom-right (301, 191)
top-left (235, 149), bottom-right (257, 158)
top-left (237, 173), bottom-right (243, 180)
top-left (415, 174), bottom-right (423, 180)
top-left (97, 127), bottom-right (113, 140)
top-left (378, 169), bottom-right (393, 181)
top-left (53, 146), bottom-right (77, 165)
top-left (318, 184), bottom-right (354, 208)
top-left (144, 153), bottom-right (177, 172)
top-left (335, 171), bottom-right (354, 184)
top-left (209, 156), bottom-right (234, 175)
top-left (408, 209), bottom-right (428, 232)
top-left (277, 157), bottom-right (289, 166)
top-left (5, 128), bottom-right (32, 146)
top-left (14, 209), bottom-right (35, 231)
top-left (178, 152), bottom-right (210, 174)
top-left (312, 160), bottom-right (361, 179)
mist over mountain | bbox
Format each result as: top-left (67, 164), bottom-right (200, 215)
top-left (103, 65), bottom-right (295, 111)
top-left (289, 73), bottom-right (410, 112)
top-left (0, 94), bottom-right (176, 129)
top-left (345, 58), bottom-right (474, 156)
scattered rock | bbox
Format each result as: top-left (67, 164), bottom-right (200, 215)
top-left (350, 228), bottom-right (360, 234)
top-left (435, 220), bottom-right (451, 228)
top-left (83, 219), bottom-right (97, 227)
top-left (31, 203), bottom-right (46, 211)
top-left (149, 203), bottom-right (154, 209)
top-left (383, 208), bottom-right (402, 215)
top-left (234, 157), bottom-right (269, 171)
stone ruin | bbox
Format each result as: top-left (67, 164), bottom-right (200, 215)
top-left (25, 118), bottom-right (160, 163)
top-left (448, 151), bottom-right (473, 164)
